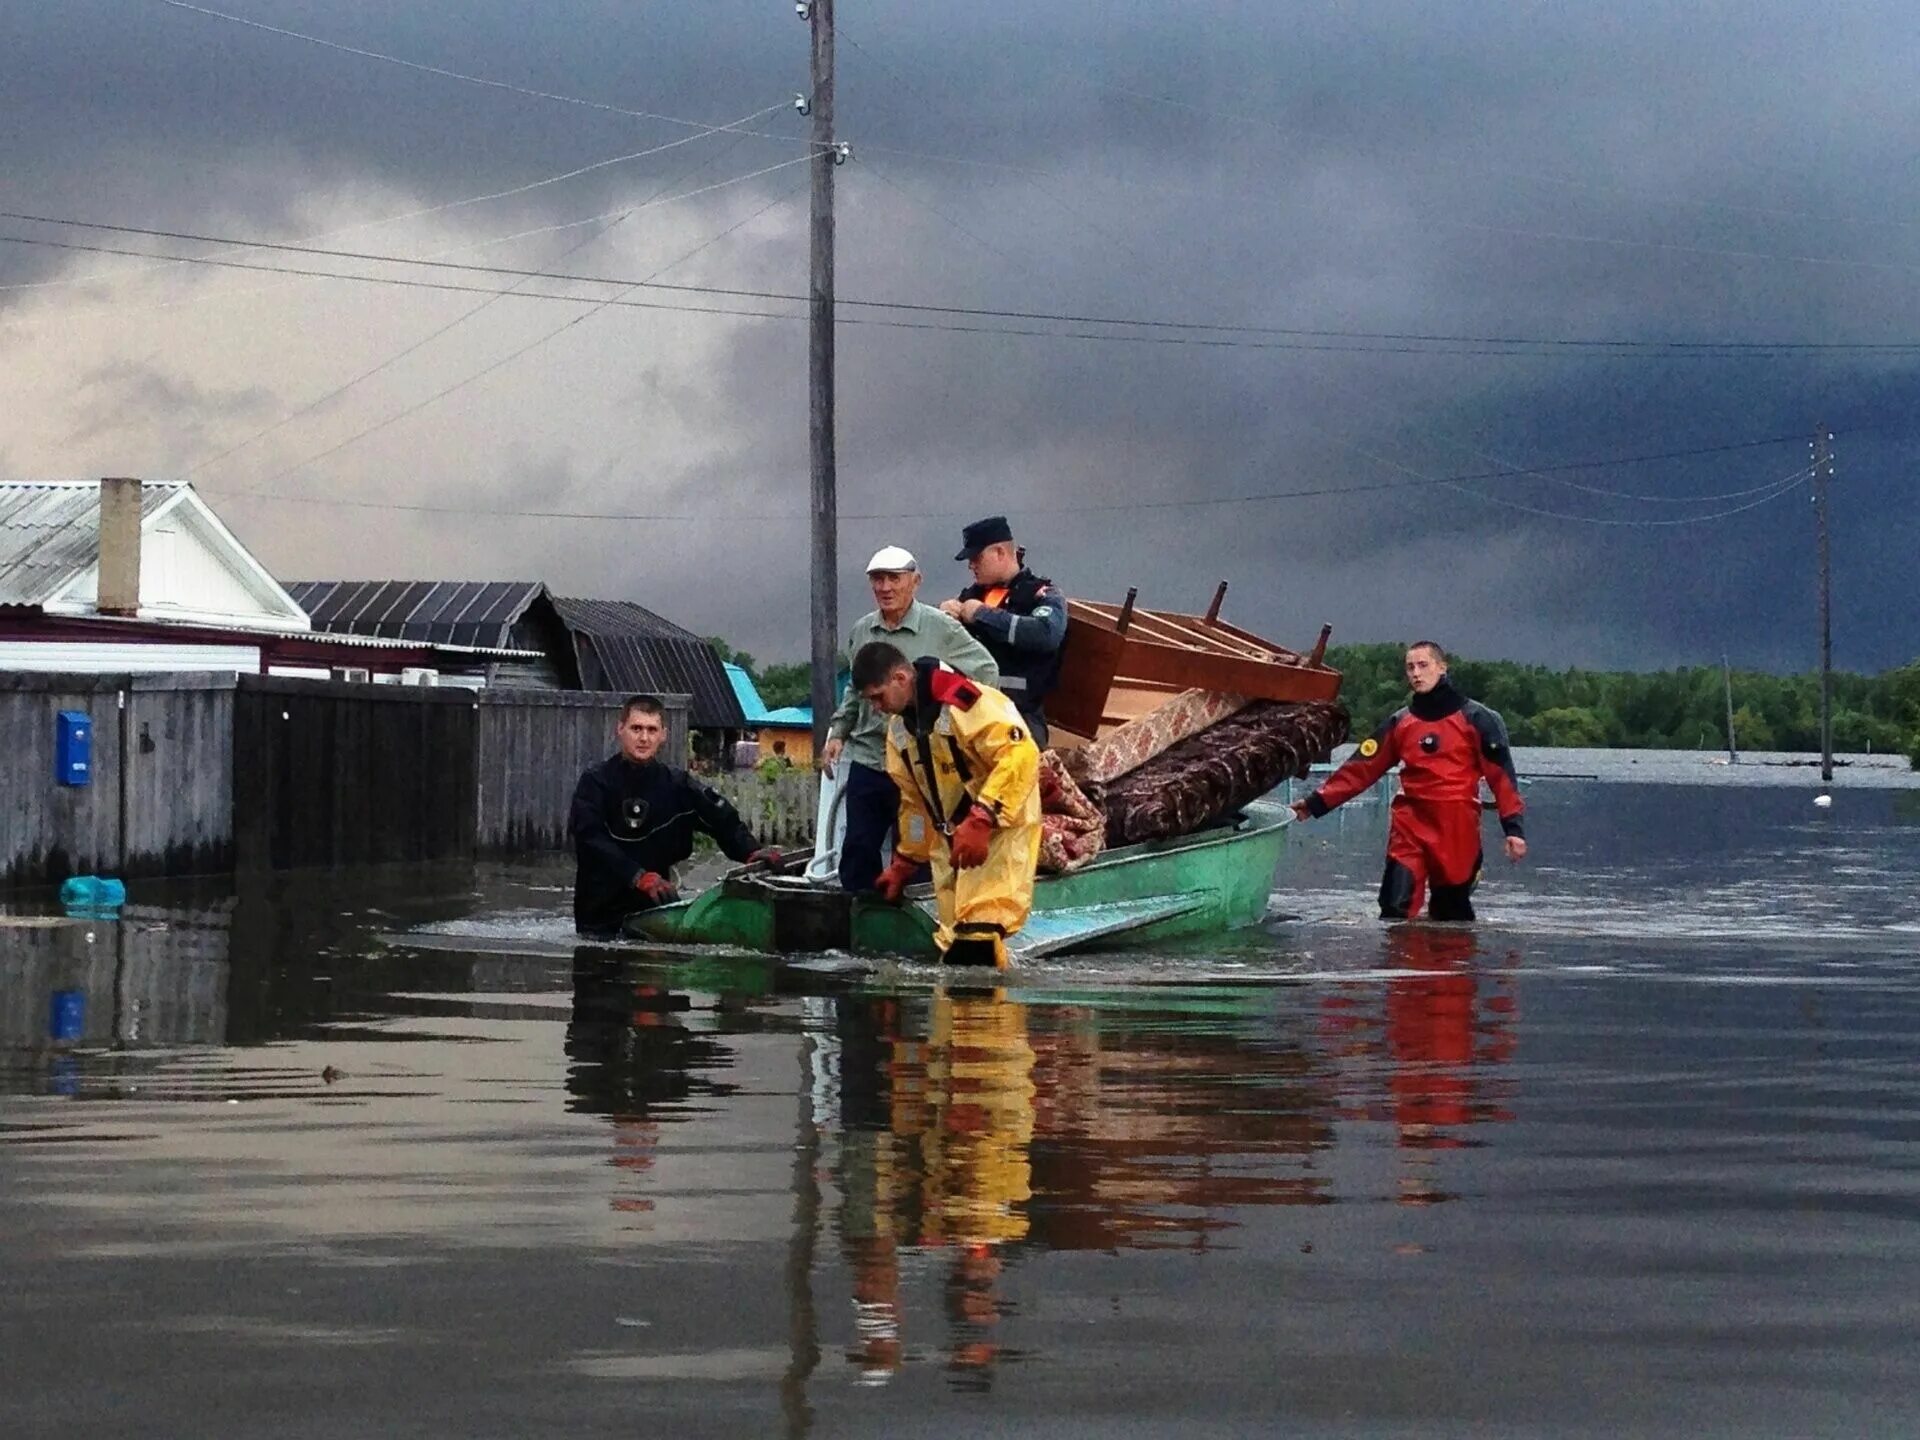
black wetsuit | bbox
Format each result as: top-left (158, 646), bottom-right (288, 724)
top-left (568, 754), bottom-right (759, 935)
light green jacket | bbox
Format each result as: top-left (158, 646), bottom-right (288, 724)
top-left (829, 601), bottom-right (1000, 770)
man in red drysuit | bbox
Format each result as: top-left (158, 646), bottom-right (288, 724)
top-left (1290, 641), bottom-right (1527, 921)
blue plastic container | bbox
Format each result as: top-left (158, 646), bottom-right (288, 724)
top-left (59, 875), bottom-right (127, 911)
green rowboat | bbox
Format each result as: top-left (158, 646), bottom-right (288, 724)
top-left (623, 799), bottom-right (1292, 960)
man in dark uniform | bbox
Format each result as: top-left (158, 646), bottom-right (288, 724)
top-left (1289, 642), bottom-right (1526, 921)
top-left (939, 515), bottom-right (1068, 746)
top-left (569, 694), bottom-right (776, 936)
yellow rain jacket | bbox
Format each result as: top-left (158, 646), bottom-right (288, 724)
top-left (884, 661), bottom-right (1042, 964)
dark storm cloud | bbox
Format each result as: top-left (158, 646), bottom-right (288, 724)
top-left (4, 0), bottom-right (1917, 669)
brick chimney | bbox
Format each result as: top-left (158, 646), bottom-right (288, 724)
top-left (96, 476), bottom-right (143, 617)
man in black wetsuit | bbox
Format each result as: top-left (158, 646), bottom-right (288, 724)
top-left (569, 695), bottom-right (777, 936)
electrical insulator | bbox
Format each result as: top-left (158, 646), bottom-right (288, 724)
top-left (833, 142), bottom-right (853, 166)
top-left (796, 2), bottom-right (811, 18)
top-left (794, 92), bottom-right (811, 116)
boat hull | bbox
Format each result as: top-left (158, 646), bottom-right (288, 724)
top-left (624, 801), bottom-right (1291, 959)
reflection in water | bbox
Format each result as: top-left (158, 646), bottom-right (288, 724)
top-left (2, 869), bottom-right (1525, 1418)
top-left (563, 952), bottom-right (738, 1215)
top-left (11, 789), bottom-right (1920, 1436)
top-left (1323, 926), bottom-right (1519, 1206)
top-left (834, 988), bottom-right (1035, 1389)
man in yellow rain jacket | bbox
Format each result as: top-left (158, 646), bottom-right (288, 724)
top-left (851, 640), bottom-right (1042, 967)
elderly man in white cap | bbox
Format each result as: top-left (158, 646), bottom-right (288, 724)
top-left (821, 544), bottom-right (1000, 892)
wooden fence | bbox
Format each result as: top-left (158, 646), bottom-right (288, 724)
top-left (0, 671), bottom-right (687, 887)
top-left (709, 768), bottom-right (820, 848)
top-left (1, 671), bottom-right (233, 885)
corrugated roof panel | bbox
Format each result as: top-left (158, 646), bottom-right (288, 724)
top-left (550, 595), bottom-right (702, 644)
top-left (0, 480), bottom-right (184, 606)
top-left (282, 579), bottom-right (741, 727)
top-left (285, 579), bottom-right (542, 647)
top-left (580, 632), bottom-right (744, 729)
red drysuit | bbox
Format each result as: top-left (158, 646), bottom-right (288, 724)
top-left (1304, 680), bottom-right (1525, 920)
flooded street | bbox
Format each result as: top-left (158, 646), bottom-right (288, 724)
top-left (6, 778), bottom-right (1920, 1437)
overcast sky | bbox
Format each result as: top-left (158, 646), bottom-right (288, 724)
top-left (3, 1), bottom-right (1916, 671)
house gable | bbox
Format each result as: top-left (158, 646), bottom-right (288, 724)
top-left (46, 486), bottom-right (309, 632)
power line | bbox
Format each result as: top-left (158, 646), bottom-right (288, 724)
top-left (152, 0), bottom-right (810, 146)
top-left (1330, 418), bottom-right (1817, 525)
top-left (8, 208), bottom-right (1919, 357)
top-left (20, 223), bottom-right (1920, 368)
top-left (0, 103), bottom-right (791, 298)
top-left (1445, 465), bottom-right (1813, 526)
top-left (196, 431), bottom-right (1814, 521)
top-left (187, 124), bottom-right (774, 476)
top-left (211, 179), bottom-right (806, 487)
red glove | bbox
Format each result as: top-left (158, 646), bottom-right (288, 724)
top-left (634, 871), bottom-right (678, 904)
top-left (744, 847), bottom-right (782, 870)
top-left (949, 804), bottom-right (994, 870)
top-left (873, 854), bottom-right (920, 904)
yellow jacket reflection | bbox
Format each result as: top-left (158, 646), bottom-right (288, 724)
top-left (884, 661), bottom-right (1042, 967)
top-left (921, 990), bottom-right (1035, 1247)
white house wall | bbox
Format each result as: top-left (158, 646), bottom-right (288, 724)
top-left (53, 504), bottom-right (309, 632)
top-left (0, 641), bottom-right (261, 674)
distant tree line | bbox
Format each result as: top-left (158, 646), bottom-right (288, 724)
top-left (1327, 643), bottom-right (1920, 768)
top-left (713, 634), bottom-right (1920, 769)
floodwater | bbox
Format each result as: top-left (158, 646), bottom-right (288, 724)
top-left (5, 772), bottom-right (1920, 1438)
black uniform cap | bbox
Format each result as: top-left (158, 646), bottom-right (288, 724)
top-left (955, 514), bottom-right (1014, 561)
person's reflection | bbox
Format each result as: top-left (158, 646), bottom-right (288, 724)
top-left (1379, 926), bottom-right (1518, 1205)
top-left (831, 985), bottom-right (1036, 1389)
top-left (922, 986), bottom-right (1034, 1388)
top-left (565, 951), bottom-right (734, 1213)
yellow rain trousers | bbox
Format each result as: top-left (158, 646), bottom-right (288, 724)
top-left (885, 682), bottom-right (1042, 967)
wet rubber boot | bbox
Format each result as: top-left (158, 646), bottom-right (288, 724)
top-left (944, 935), bottom-right (1004, 969)
top-left (1378, 860), bottom-right (1419, 920)
top-left (1428, 854), bottom-right (1483, 922)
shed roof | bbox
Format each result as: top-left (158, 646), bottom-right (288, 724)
top-left (759, 705), bottom-right (813, 729)
top-left (287, 579), bottom-right (745, 727)
top-left (724, 662), bottom-right (773, 724)
top-left (556, 594), bottom-right (742, 728)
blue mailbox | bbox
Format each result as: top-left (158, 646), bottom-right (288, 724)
top-left (55, 710), bottom-right (92, 787)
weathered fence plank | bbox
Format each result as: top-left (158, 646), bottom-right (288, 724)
top-left (123, 677), bottom-right (235, 877)
top-left (708, 768), bottom-right (820, 848)
top-left (473, 690), bottom-right (687, 853)
top-left (0, 673), bottom-right (126, 884)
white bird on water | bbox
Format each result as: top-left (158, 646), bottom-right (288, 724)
top-left (1814, 794), bottom-right (1833, 809)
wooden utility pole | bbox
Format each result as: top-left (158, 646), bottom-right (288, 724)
top-left (807, 0), bottom-right (839, 753)
top-left (1814, 424), bottom-right (1834, 782)
top-left (1722, 654), bottom-right (1738, 764)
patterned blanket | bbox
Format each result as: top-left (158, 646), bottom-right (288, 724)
top-left (1098, 700), bottom-right (1350, 845)
top-left (1062, 688), bottom-right (1249, 785)
top-left (1038, 750), bottom-right (1106, 873)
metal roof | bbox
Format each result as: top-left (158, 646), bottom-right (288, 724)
top-left (549, 595), bottom-right (702, 643)
top-left (723, 662), bottom-right (773, 724)
top-left (551, 597), bottom-right (742, 728)
top-left (759, 705), bottom-right (813, 729)
top-left (285, 579), bottom-right (545, 648)
top-left (285, 581), bottom-right (745, 727)
top-left (0, 480), bottom-right (186, 606)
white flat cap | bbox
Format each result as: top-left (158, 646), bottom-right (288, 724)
top-left (865, 545), bottom-right (918, 573)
